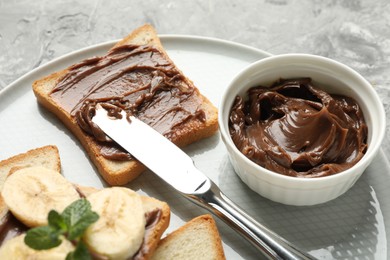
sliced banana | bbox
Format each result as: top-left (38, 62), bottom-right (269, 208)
top-left (0, 234), bottom-right (74, 260)
top-left (84, 187), bottom-right (145, 260)
top-left (1, 166), bottom-right (80, 227)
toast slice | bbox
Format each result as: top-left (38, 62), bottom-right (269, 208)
top-left (151, 214), bottom-right (226, 260)
top-left (0, 146), bottom-right (170, 259)
top-left (32, 24), bottom-right (219, 185)
top-left (0, 145), bottom-right (60, 191)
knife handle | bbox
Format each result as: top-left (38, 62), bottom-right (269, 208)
top-left (187, 181), bottom-right (315, 260)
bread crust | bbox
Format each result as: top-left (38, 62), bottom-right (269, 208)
top-left (152, 214), bottom-right (226, 260)
top-left (0, 145), bottom-right (60, 191)
top-left (32, 24), bottom-right (218, 185)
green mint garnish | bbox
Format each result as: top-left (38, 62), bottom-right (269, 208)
top-left (48, 210), bottom-right (67, 231)
top-left (24, 198), bottom-right (99, 260)
top-left (24, 225), bottom-right (62, 250)
top-left (65, 241), bottom-right (91, 260)
top-left (62, 198), bottom-right (99, 241)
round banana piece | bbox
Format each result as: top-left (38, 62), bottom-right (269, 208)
top-left (84, 187), bottom-right (146, 260)
top-left (1, 166), bottom-right (80, 227)
top-left (0, 234), bottom-right (74, 259)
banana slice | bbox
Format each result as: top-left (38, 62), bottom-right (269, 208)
top-left (1, 166), bottom-right (80, 227)
top-left (84, 187), bottom-right (145, 260)
top-left (0, 234), bottom-right (74, 259)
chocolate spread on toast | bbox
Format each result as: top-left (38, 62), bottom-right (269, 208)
top-left (50, 45), bottom-right (206, 160)
top-left (229, 78), bottom-right (368, 177)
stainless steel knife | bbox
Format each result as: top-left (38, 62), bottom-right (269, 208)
top-left (92, 106), bottom-right (315, 260)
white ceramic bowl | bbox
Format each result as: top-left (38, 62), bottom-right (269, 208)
top-left (219, 54), bottom-right (386, 206)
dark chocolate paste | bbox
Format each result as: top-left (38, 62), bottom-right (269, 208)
top-left (0, 212), bottom-right (28, 247)
top-left (229, 78), bottom-right (368, 177)
top-left (132, 209), bottom-right (162, 260)
top-left (50, 44), bottom-right (206, 161)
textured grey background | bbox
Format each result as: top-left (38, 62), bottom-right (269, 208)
top-left (1, 1), bottom-right (390, 88)
top-left (1, 0), bottom-right (390, 259)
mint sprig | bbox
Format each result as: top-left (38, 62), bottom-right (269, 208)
top-left (65, 241), bottom-right (91, 260)
top-left (24, 198), bottom-right (99, 259)
top-left (24, 225), bottom-right (63, 250)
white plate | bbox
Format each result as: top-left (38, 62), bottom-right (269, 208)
top-left (0, 36), bottom-right (388, 259)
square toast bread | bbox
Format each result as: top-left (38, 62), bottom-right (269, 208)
top-left (32, 24), bottom-right (218, 185)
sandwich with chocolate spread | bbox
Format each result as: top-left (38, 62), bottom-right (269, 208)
top-left (32, 24), bottom-right (219, 185)
top-left (0, 146), bottom-right (170, 259)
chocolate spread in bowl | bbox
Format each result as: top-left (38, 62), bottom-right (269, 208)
top-left (229, 78), bottom-right (368, 177)
top-left (50, 44), bottom-right (206, 161)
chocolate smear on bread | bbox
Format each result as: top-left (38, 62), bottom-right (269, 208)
top-left (50, 45), bottom-right (206, 161)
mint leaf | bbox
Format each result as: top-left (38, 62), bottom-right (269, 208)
top-left (67, 211), bottom-right (99, 241)
top-left (66, 241), bottom-right (92, 260)
top-left (62, 198), bottom-right (92, 227)
top-left (62, 198), bottom-right (99, 240)
top-left (24, 226), bottom-right (62, 250)
top-left (24, 198), bottom-right (99, 258)
top-left (48, 210), bottom-right (67, 231)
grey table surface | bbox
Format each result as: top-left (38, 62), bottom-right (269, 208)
top-left (1, 0), bottom-right (390, 259)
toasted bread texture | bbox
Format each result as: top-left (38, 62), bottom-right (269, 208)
top-left (0, 145), bottom-right (60, 191)
top-left (151, 214), bottom-right (226, 260)
top-left (0, 146), bottom-right (170, 259)
top-left (32, 24), bottom-right (219, 185)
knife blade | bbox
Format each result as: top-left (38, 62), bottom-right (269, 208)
top-left (92, 106), bottom-right (315, 260)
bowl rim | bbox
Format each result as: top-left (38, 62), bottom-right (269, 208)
top-left (218, 53), bottom-right (386, 184)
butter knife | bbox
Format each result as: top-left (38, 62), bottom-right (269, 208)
top-left (92, 107), bottom-right (315, 260)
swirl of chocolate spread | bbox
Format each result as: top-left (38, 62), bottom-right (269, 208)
top-left (50, 45), bottom-right (205, 161)
top-left (229, 78), bottom-right (368, 177)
